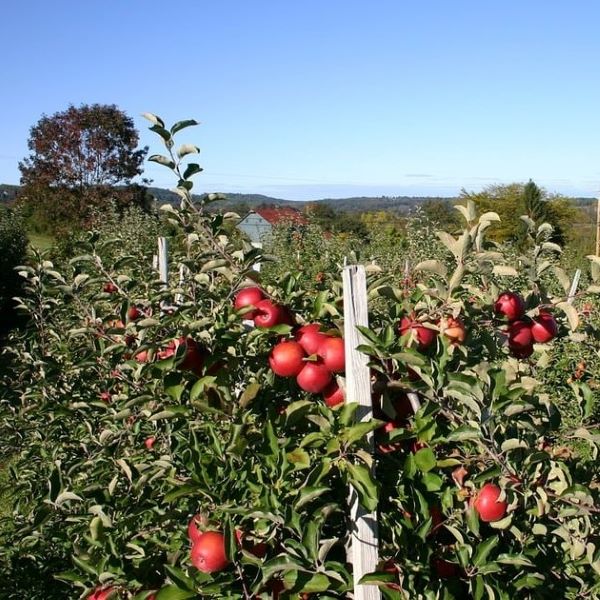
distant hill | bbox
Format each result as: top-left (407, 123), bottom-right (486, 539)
top-left (2, 183), bottom-right (595, 216)
top-left (146, 186), bottom-right (458, 214)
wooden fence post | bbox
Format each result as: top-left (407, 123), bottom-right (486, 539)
top-left (158, 237), bottom-right (169, 284)
top-left (343, 265), bottom-right (381, 600)
top-left (567, 269), bottom-right (581, 305)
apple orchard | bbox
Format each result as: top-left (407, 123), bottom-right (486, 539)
top-left (1, 116), bottom-right (599, 600)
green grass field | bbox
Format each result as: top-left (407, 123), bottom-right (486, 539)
top-left (28, 232), bottom-right (55, 250)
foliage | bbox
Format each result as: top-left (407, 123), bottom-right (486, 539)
top-left (0, 206), bottom-right (28, 335)
top-left (18, 104), bottom-right (149, 234)
top-left (461, 182), bottom-right (586, 249)
top-left (1, 117), bottom-right (599, 600)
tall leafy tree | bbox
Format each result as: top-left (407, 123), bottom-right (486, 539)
top-left (18, 104), bottom-right (148, 232)
top-left (523, 178), bottom-right (547, 222)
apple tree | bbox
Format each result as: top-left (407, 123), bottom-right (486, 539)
top-left (0, 115), bottom-right (599, 600)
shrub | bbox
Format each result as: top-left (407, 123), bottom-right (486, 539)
top-left (0, 207), bottom-right (28, 335)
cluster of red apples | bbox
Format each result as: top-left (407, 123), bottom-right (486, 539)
top-left (234, 287), bottom-right (346, 407)
top-left (494, 291), bottom-right (558, 358)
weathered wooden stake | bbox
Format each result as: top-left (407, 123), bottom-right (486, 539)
top-left (158, 237), bottom-right (169, 284)
top-left (567, 269), bottom-right (581, 305)
top-left (343, 265), bottom-right (381, 600)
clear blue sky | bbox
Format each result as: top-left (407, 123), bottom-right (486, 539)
top-left (1, 1), bottom-right (599, 200)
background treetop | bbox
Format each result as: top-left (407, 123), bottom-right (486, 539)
top-left (19, 103), bottom-right (148, 190)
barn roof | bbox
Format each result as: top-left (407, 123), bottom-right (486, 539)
top-left (254, 206), bottom-right (308, 225)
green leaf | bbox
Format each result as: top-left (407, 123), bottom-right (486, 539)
top-left (287, 448), bottom-right (311, 470)
top-left (345, 461), bottom-right (379, 511)
top-left (142, 112), bottom-right (165, 127)
top-left (447, 426), bottom-right (481, 442)
top-left (413, 447), bottom-right (436, 473)
top-left (182, 163), bottom-right (203, 179)
top-left (413, 260), bottom-right (448, 279)
top-left (556, 301), bottom-right (579, 330)
top-left (473, 535), bottom-right (499, 566)
top-left (170, 119), bottom-right (199, 135)
top-left (148, 154), bottom-right (175, 168)
top-left (149, 125), bottom-right (173, 143)
top-left (294, 486), bottom-right (330, 510)
top-left (340, 420), bottom-right (382, 446)
top-left (156, 585), bottom-right (197, 600)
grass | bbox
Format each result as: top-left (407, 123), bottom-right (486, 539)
top-left (27, 232), bottom-right (55, 250)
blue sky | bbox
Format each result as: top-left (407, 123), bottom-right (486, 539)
top-left (1, 1), bottom-right (599, 200)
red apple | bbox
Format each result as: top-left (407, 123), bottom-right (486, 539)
top-left (294, 323), bottom-right (328, 355)
top-left (508, 320), bottom-right (533, 351)
top-left (144, 436), bottom-right (155, 450)
top-left (494, 292), bottom-right (525, 321)
top-left (187, 514), bottom-right (207, 544)
top-left (441, 316), bottom-right (466, 344)
top-left (177, 337), bottom-right (206, 375)
top-left (254, 299), bottom-right (289, 328)
top-left (269, 341), bottom-right (306, 377)
top-left (103, 282), bottom-right (117, 294)
top-left (190, 531), bottom-right (229, 573)
top-left (399, 315), bottom-right (438, 350)
top-left (134, 349), bottom-right (150, 363)
top-left (322, 380), bottom-right (344, 407)
top-left (531, 312), bottom-right (558, 343)
top-left (511, 344), bottom-right (534, 359)
top-left (472, 483), bottom-right (508, 522)
top-left (431, 557), bottom-right (460, 579)
top-left (88, 587), bottom-right (117, 600)
top-left (100, 391), bottom-right (111, 403)
top-left (317, 336), bottom-right (345, 372)
top-left (127, 306), bottom-right (143, 321)
top-left (296, 360), bottom-right (332, 393)
top-left (429, 505), bottom-right (443, 533)
top-left (234, 287), bottom-right (265, 319)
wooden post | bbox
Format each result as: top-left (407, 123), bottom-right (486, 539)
top-left (596, 196), bottom-right (600, 256)
top-left (158, 237), bottom-right (169, 284)
top-left (343, 265), bottom-right (381, 600)
top-left (252, 241), bottom-right (263, 273)
top-left (567, 269), bottom-right (581, 305)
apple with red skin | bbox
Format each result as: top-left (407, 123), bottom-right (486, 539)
top-left (190, 531), bottom-right (229, 573)
top-left (88, 587), bottom-right (116, 600)
top-left (100, 391), bottom-right (111, 403)
top-left (317, 336), bottom-right (345, 372)
top-left (399, 315), bottom-right (437, 350)
top-left (494, 291), bottom-right (525, 321)
top-left (322, 380), bottom-right (344, 407)
top-left (127, 306), bottom-right (142, 321)
top-left (254, 299), bottom-right (290, 328)
top-left (177, 337), bottom-right (207, 375)
top-left (234, 287), bottom-right (265, 319)
top-left (431, 557), bottom-right (460, 579)
top-left (103, 282), bottom-right (118, 294)
top-left (294, 323), bottom-right (328, 355)
top-left (134, 349), bottom-right (150, 363)
top-left (296, 360), bottom-right (332, 393)
top-left (187, 513), bottom-right (208, 544)
top-left (472, 483), bottom-right (508, 522)
top-left (531, 312), bottom-right (558, 343)
top-left (144, 436), bottom-right (156, 450)
top-left (269, 341), bottom-right (306, 377)
top-left (507, 320), bottom-right (534, 358)
top-left (441, 316), bottom-right (466, 344)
